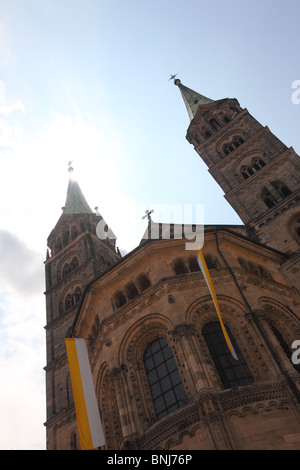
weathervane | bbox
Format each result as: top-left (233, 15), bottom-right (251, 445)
top-left (142, 209), bottom-right (154, 223)
top-left (168, 73), bottom-right (178, 81)
top-left (68, 161), bottom-right (74, 173)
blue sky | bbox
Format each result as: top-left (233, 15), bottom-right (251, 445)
top-left (0, 0), bottom-right (299, 449)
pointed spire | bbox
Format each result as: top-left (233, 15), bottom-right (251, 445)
top-left (174, 78), bottom-right (214, 121)
top-left (62, 164), bottom-right (93, 215)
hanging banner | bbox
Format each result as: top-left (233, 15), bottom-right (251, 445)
top-left (197, 247), bottom-right (238, 360)
top-left (65, 337), bottom-right (105, 449)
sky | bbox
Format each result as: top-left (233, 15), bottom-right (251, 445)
top-left (0, 0), bottom-right (300, 450)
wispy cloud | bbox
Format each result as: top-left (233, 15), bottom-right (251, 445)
top-left (0, 94), bottom-right (145, 449)
top-left (0, 230), bottom-right (45, 449)
top-left (0, 81), bottom-right (25, 117)
top-left (0, 230), bottom-right (43, 296)
top-left (0, 292), bottom-right (45, 450)
top-left (0, 80), bottom-right (25, 151)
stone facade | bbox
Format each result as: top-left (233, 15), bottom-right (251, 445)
top-left (44, 83), bottom-right (300, 449)
top-left (66, 229), bottom-right (300, 450)
top-left (186, 95), bottom-right (300, 256)
top-left (44, 207), bottom-right (120, 449)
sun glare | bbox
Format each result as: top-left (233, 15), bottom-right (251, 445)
top-left (68, 162), bottom-right (76, 180)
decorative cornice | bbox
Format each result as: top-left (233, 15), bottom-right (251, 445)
top-left (44, 404), bottom-right (75, 429)
top-left (137, 379), bottom-right (290, 449)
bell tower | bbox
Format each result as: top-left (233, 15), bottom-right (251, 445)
top-left (44, 166), bottom-right (121, 449)
top-left (174, 78), bottom-right (300, 257)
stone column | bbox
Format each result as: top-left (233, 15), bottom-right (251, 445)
top-left (172, 323), bottom-right (208, 393)
top-left (109, 367), bottom-right (131, 437)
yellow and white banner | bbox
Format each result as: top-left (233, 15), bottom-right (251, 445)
top-left (65, 337), bottom-right (105, 450)
top-left (197, 247), bottom-right (238, 360)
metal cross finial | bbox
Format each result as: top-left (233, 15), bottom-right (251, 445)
top-left (168, 73), bottom-right (178, 81)
top-left (142, 209), bottom-right (154, 222)
top-left (68, 160), bottom-right (74, 172)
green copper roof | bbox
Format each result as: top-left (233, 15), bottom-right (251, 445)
top-left (174, 78), bottom-right (214, 120)
top-left (62, 169), bottom-right (93, 215)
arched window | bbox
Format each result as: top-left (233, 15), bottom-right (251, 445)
top-left (271, 181), bottom-right (291, 199)
top-left (233, 136), bottom-right (244, 148)
top-left (143, 337), bottom-right (185, 420)
top-left (71, 257), bottom-right (78, 270)
top-left (62, 228), bottom-right (70, 246)
top-left (126, 283), bottom-right (139, 301)
top-left (173, 258), bottom-right (188, 275)
top-left (137, 274), bottom-right (151, 292)
top-left (204, 254), bottom-right (220, 270)
top-left (203, 322), bottom-right (253, 389)
top-left (63, 263), bottom-right (70, 277)
top-left (257, 265), bottom-right (273, 281)
top-left (114, 291), bottom-right (126, 309)
top-left (65, 294), bottom-right (74, 311)
top-left (188, 256), bottom-right (200, 272)
top-left (252, 157), bottom-right (265, 171)
top-left (237, 257), bottom-right (248, 271)
top-left (241, 166), bottom-right (249, 180)
top-left (74, 287), bottom-right (82, 304)
top-left (209, 117), bottom-right (221, 131)
top-left (71, 226), bottom-right (78, 240)
top-left (261, 187), bottom-right (277, 209)
top-left (62, 257), bottom-right (78, 278)
top-left (65, 288), bottom-right (82, 311)
top-left (247, 261), bottom-right (258, 275)
top-left (223, 136), bottom-right (244, 156)
top-left (240, 157), bottom-right (265, 180)
top-left (223, 143), bottom-right (234, 156)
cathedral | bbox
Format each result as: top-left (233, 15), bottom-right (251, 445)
top-left (44, 78), bottom-right (300, 450)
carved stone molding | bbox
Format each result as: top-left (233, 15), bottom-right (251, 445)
top-left (171, 323), bottom-right (195, 339)
top-left (135, 379), bottom-right (291, 450)
top-left (108, 363), bottom-right (128, 380)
